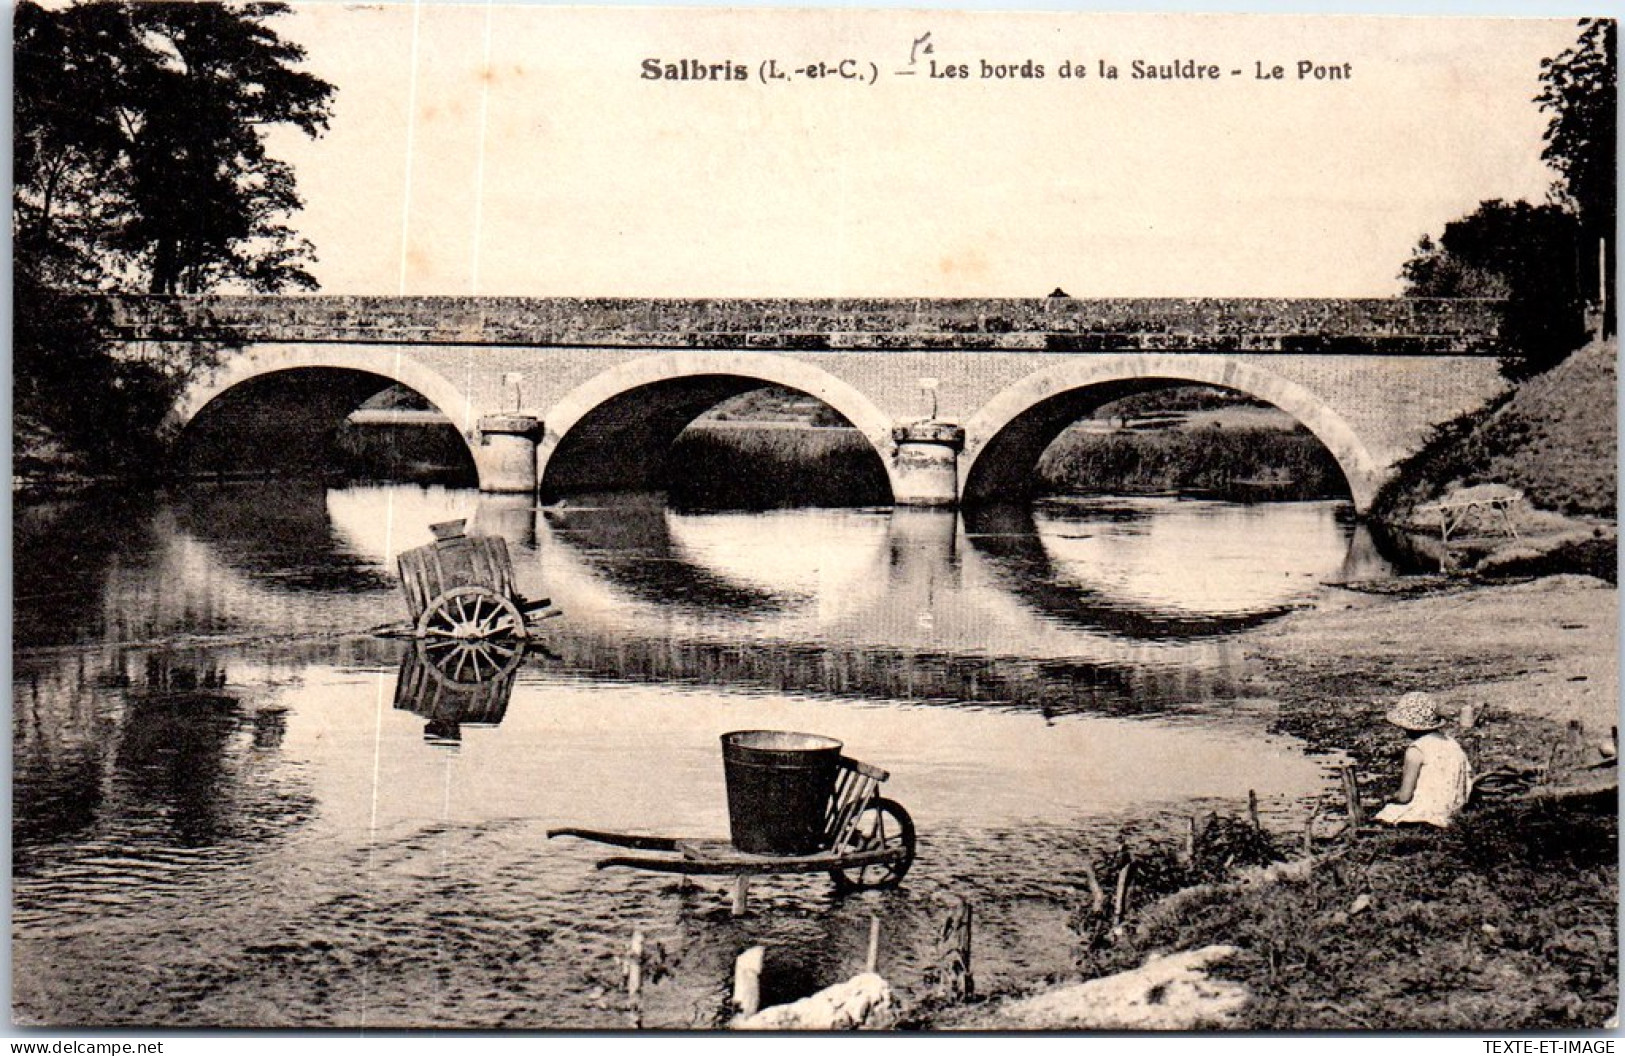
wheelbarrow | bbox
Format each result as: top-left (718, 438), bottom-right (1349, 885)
top-left (383, 519), bottom-right (560, 641)
top-left (549, 732), bottom-right (916, 905)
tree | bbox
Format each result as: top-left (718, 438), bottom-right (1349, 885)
top-left (1401, 200), bottom-right (1587, 380)
top-left (1536, 18), bottom-right (1616, 330)
top-left (14, 1), bottom-right (335, 295)
top-left (13, 1), bottom-right (335, 475)
top-left (13, 1), bottom-right (136, 288)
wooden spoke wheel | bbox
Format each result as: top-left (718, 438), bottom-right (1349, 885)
top-left (829, 798), bottom-right (916, 892)
top-left (416, 586), bottom-right (528, 644)
top-left (418, 636), bottom-right (527, 688)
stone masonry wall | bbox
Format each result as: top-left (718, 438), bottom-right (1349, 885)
top-left (106, 294), bottom-right (1502, 354)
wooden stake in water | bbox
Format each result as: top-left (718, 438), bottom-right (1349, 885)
top-left (732, 876), bottom-right (750, 917)
top-left (937, 898), bottom-right (974, 1001)
top-left (865, 915), bottom-right (881, 975)
top-left (1247, 789), bottom-right (1262, 832)
top-left (1113, 859), bottom-right (1134, 927)
top-left (1340, 764), bottom-right (1363, 837)
top-left (732, 946), bottom-right (764, 1019)
top-left (626, 929), bottom-right (645, 1029)
top-left (1082, 858), bottom-right (1106, 916)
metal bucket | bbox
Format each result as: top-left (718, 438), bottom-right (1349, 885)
top-left (721, 730), bottom-right (844, 856)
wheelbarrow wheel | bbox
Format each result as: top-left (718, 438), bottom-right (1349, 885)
top-left (829, 798), bottom-right (915, 892)
top-left (416, 586), bottom-right (528, 643)
top-left (419, 636), bottom-right (527, 686)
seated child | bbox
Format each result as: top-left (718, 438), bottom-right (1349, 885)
top-left (1373, 691), bottom-right (1472, 828)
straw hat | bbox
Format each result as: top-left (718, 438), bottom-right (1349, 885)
top-left (1385, 691), bottom-right (1446, 732)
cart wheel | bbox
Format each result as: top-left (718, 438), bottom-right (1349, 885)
top-left (829, 798), bottom-right (915, 892)
top-left (416, 586), bottom-right (528, 643)
top-left (418, 636), bottom-right (527, 687)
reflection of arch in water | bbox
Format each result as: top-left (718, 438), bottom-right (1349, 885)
top-left (961, 504), bottom-right (1305, 639)
top-left (531, 500), bottom-right (1244, 693)
top-left (169, 347), bottom-right (479, 485)
top-left (541, 501), bottom-right (804, 615)
top-left (102, 492), bottom-right (410, 644)
top-left (174, 481), bottom-right (397, 593)
top-left (536, 352), bottom-right (895, 501)
top-left (961, 356), bottom-right (1378, 511)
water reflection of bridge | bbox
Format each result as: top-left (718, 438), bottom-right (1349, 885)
top-left (19, 482), bottom-right (1393, 721)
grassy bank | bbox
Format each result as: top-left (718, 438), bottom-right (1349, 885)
top-left (1376, 336), bottom-right (1617, 520)
top-left (1072, 792), bottom-right (1616, 1030)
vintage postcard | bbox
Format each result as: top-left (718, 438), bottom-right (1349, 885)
top-left (11, 2), bottom-right (1618, 1036)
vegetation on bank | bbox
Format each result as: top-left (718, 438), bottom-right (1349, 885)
top-left (663, 414), bottom-right (1345, 510)
top-left (1369, 335), bottom-right (1616, 580)
top-left (1064, 794), bottom-right (1617, 1030)
top-left (1374, 336), bottom-right (1617, 521)
top-left (1036, 425), bottom-right (1344, 502)
top-left (665, 426), bottom-right (893, 509)
top-left (1402, 19), bottom-right (1613, 380)
top-left (14, 1), bottom-right (333, 483)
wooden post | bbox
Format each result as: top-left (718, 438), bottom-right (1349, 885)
top-left (1247, 789), bottom-right (1261, 832)
top-left (1304, 801), bottom-right (1322, 856)
top-left (865, 915), bottom-right (881, 975)
top-left (732, 946), bottom-right (764, 1019)
top-left (1340, 763), bottom-right (1363, 837)
top-left (732, 876), bottom-right (750, 917)
top-left (1438, 506), bottom-right (1451, 573)
top-left (1600, 237), bottom-right (1609, 336)
top-left (1112, 858), bottom-right (1133, 927)
top-left (936, 898), bottom-right (974, 1001)
top-left (626, 929), bottom-right (645, 1029)
top-left (1082, 858), bottom-right (1106, 916)
top-left (1183, 815), bottom-right (1199, 866)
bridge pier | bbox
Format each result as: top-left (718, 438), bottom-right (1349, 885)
top-left (891, 421), bottom-right (967, 507)
top-left (476, 415), bottom-right (543, 493)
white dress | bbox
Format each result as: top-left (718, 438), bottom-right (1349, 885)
top-left (1374, 733), bottom-right (1472, 828)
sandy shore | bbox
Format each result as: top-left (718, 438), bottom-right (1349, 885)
top-left (1249, 573), bottom-right (1617, 779)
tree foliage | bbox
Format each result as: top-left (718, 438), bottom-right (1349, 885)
top-left (14, 0), bottom-right (334, 295)
top-left (1537, 18), bottom-right (1617, 245)
top-left (13, 1), bottom-right (335, 477)
top-left (1402, 20), bottom-right (1616, 377)
top-left (1401, 200), bottom-right (1587, 380)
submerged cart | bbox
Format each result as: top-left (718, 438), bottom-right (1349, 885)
top-left (392, 519), bottom-right (557, 641)
top-left (549, 731), bottom-right (916, 894)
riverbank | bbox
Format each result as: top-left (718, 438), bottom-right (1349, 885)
top-left (936, 572), bottom-right (1618, 1030)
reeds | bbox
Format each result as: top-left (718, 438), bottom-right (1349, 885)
top-left (1038, 425), bottom-right (1346, 501)
top-left (665, 425), bottom-right (891, 509)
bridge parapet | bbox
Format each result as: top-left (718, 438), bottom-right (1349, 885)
top-left (103, 294), bottom-right (1504, 355)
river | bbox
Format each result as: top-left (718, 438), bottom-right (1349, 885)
top-left (12, 482), bottom-right (1392, 1028)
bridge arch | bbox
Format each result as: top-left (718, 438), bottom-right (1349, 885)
top-left (537, 351), bottom-right (899, 501)
top-left (169, 344), bottom-right (485, 483)
top-left (960, 354), bottom-right (1384, 512)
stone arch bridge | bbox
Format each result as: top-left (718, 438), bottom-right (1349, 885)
top-left (105, 295), bottom-right (1509, 513)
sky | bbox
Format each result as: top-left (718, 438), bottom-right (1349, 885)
top-left (263, 5), bottom-right (1582, 298)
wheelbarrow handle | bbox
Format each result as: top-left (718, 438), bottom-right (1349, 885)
top-left (547, 827), bottom-right (682, 851)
